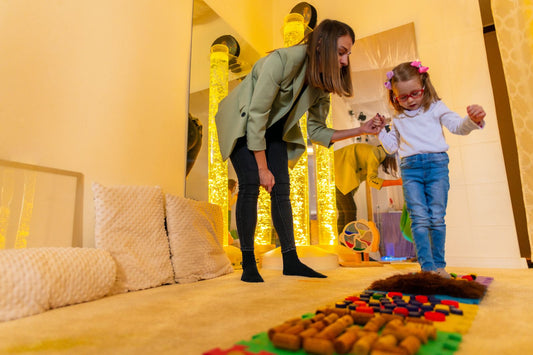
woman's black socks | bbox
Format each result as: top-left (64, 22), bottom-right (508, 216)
top-left (282, 250), bottom-right (327, 278)
top-left (241, 251), bottom-right (264, 283)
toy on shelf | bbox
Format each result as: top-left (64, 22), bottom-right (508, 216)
top-left (338, 220), bottom-right (382, 267)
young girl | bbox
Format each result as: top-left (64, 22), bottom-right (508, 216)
top-left (216, 20), bottom-right (380, 282)
top-left (376, 61), bottom-right (486, 278)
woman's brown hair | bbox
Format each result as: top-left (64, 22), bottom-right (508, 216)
top-left (304, 19), bottom-right (355, 97)
top-left (381, 154), bottom-right (399, 178)
top-left (377, 145), bottom-right (399, 178)
top-left (386, 61), bottom-right (440, 114)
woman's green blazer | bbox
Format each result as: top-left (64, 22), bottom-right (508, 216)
top-left (215, 45), bottom-right (335, 168)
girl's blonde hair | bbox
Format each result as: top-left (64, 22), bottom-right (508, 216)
top-left (386, 61), bottom-right (440, 114)
top-left (304, 19), bottom-right (355, 97)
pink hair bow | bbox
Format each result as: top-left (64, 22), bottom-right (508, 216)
top-left (411, 61), bottom-right (429, 73)
top-left (384, 70), bottom-right (394, 90)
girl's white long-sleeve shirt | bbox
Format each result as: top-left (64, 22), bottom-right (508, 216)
top-left (378, 100), bottom-right (484, 158)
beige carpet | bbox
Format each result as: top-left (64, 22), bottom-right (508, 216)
top-left (0, 263), bottom-right (531, 354)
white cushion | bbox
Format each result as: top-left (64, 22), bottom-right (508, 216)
top-left (93, 183), bottom-right (174, 294)
top-left (0, 247), bottom-right (116, 322)
top-left (165, 194), bottom-right (233, 283)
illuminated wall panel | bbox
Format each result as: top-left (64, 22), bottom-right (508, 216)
top-left (208, 44), bottom-right (229, 245)
top-left (284, 13), bottom-right (309, 246)
top-left (14, 172), bottom-right (36, 249)
top-left (315, 102), bottom-right (338, 245)
top-left (0, 170), bottom-right (14, 250)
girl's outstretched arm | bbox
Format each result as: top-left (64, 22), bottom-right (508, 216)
top-left (466, 104), bottom-right (486, 125)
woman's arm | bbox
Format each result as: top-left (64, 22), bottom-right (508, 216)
top-left (246, 53), bottom-right (284, 152)
top-left (308, 99), bottom-right (382, 146)
top-left (331, 119), bottom-right (381, 142)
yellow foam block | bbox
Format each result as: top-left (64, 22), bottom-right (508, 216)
top-left (432, 303), bottom-right (479, 334)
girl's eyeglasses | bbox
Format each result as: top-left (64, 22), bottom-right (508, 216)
top-left (396, 88), bottom-right (424, 102)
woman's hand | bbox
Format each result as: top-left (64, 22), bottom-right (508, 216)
top-left (258, 168), bottom-right (275, 193)
top-left (330, 114), bottom-right (386, 142)
top-left (374, 114), bottom-right (387, 129)
top-left (254, 150), bottom-right (275, 192)
top-left (360, 117), bottom-right (382, 135)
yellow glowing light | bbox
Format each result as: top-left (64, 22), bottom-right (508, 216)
top-left (283, 13), bottom-right (306, 48)
top-left (0, 169), bottom-right (15, 250)
top-left (284, 12), bottom-right (309, 246)
top-left (290, 114), bottom-right (310, 245)
top-left (315, 100), bottom-right (338, 245)
top-left (255, 13), bottom-right (308, 246)
top-left (14, 172), bottom-right (36, 249)
top-left (208, 44), bottom-right (229, 245)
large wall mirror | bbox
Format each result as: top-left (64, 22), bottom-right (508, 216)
top-left (186, 0), bottom-right (258, 200)
top-left (185, 1), bottom-right (418, 258)
top-left (186, 0), bottom-right (260, 242)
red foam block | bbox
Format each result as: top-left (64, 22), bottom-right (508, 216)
top-left (388, 292), bottom-right (403, 298)
top-left (424, 311), bottom-right (446, 322)
top-left (441, 299), bottom-right (460, 308)
top-left (356, 306), bottom-right (375, 314)
top-left (393, 307), bottom-right (409, 316)
top-left (415, 295), bottom-right (429, 304)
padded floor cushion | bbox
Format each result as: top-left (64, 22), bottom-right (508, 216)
top-left (0, 247), bottom-right (116, 322)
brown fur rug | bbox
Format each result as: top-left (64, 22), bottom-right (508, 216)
top-left (367, 272), bottom-right (487, 299)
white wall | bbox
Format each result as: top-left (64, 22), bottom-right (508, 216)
top-left (0, 0), bottom-right (193, 247)
top-left (2, 0), bottom-right (523, 267)
top-left (268, 0), bottom-right (524, 268)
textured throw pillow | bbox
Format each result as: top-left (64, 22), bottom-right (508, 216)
top-left (0, 247), bottom-right (116, 322)
top-left (93, 183), bottom-right (174, 294)
top-left (165, 194), bottom-right (233, 283)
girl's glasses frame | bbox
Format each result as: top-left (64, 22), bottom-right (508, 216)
top-left (396, 88), bottom-right (424, 102)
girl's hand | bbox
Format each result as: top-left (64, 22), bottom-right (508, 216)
top-left (467, 105), bottom-right (486, 124)
top-left (258, 168), bottom-right (275, 193)
top-left (373, 114), bottom-right (387, 129)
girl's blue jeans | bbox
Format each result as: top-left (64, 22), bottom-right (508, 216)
top-left (400, 152), bottom-right (450, 271)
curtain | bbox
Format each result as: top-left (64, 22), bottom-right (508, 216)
top-left (492, 0), bottom-right (533, 256)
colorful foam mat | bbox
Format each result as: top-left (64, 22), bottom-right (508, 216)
top-left (204, 275), bottom-right (492, 355)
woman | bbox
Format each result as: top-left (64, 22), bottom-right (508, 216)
top-left (216, 19), bottom-right (380, 282)
top-left (334, 143), bottom-right (402, 235)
